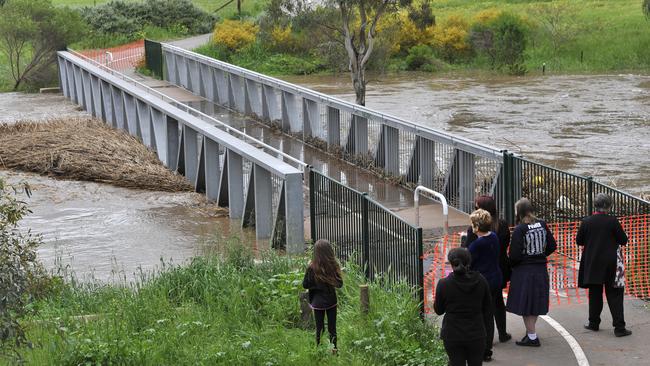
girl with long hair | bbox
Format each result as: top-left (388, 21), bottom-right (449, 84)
top-left (302, 239), bottom-right (343, 350)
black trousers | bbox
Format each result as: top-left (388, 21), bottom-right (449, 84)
top-left (443, 339), bottom-right (485, 366)
top-left (588, 284), bottom-right (625, 330)
top-left (493, 288), bottom-right (507, 338)
top-left (314, 307), bottom-right (337, 348)
top-left (483, 288), bottom-right (498, 357)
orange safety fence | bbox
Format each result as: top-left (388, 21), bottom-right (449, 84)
top-left (76, 39), bottom-right (145, 71)
top-left (423, 214), bottom-right (650, 314)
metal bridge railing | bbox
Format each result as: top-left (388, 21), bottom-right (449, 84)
top-left (161, 43), bottom-right (504, 215)
top-left (57, 51), bottom-right (305, 252)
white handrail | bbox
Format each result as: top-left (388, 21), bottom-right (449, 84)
top-left (414, 186), bottom-right (449, 237)
top-left (67, 48), bottom-right (308, 171)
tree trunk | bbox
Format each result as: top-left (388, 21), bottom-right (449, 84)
top-left (352, 69), bottom-right (366, 106)
top-left (12, 77), bottom-right (23, 91)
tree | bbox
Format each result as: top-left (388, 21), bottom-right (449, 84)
top-left (0, 0), bottom-right (85, 91)
top-left (532, 1), bottom-right (581, 55)
top-left (336, 0), bottom-right (410, 106)
top-left (0, 177), bottom-right (43, 358)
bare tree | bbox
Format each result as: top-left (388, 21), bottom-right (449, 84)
top-left (532, 1), bottom-right (582, 55)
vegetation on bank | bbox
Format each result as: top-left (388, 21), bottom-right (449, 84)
top-left (194, 0), bottom-right (650, 77)
top-left (0, 228), bottom-right (445, 365)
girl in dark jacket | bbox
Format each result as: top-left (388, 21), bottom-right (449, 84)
top-left (435, 247), bottom-right (492, 366)
top-left (467, 209), bottom-right (502, 361)
top-left (302, 239), bottom-right (343, 350)
top-left (462, 195), bottom-right (512, 344)
top-left (506, 198), bottom-right (557, 347)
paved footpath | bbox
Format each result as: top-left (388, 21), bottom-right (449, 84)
top-left (488, 296), bottom-right (649, 365)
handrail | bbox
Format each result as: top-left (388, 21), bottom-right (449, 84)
top-left (59, 51), bottom-right (302, 178)
top-left (162, 43), bottom-right (504, 161)
top-left (66, 48), bottom-right (308, 172)
top-left (414, 186), bottom-right (448, 237)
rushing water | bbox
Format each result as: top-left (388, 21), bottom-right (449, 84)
top-left (0, 170), bottom-right (258, 282)
top-left (283, 73), bottom-right (650, 196)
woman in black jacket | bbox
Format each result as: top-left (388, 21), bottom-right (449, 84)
top-left (462, 195), bottom-right (512, 345)
top-left (506, 198), bottom-right (556, 347)
top-left (302, 239), bottom-right (343, 350)
top-left (434, 247), bottom-right (492, 366)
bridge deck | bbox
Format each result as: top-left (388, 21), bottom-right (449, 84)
top-left (123, 69), bottom-right (470, 237)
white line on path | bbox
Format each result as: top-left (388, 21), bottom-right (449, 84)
top-left (541, 315), bottom-right (590, 366)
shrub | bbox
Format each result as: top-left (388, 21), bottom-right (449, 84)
top-left (80, 0), bottom-right (217, 41)
top-left (270, 25), bottom-right (298, 53)
top-left (491, 13), bottom-right (528, 74)
top-left (432, 15), bottom-right (472, 62)
top-left (0, 178), bottom-right (46, 358)
top-left (212, 20), bottom-right (258, 51)
top-left (405, 44), bottom-right (439, 71)
top-left (378, 12), bottom-right (434, 56)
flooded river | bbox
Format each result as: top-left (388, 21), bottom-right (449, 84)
top-left (0, 170), bottom-right (257, 282)
top-left (283, 73), bottom-right (650, 196)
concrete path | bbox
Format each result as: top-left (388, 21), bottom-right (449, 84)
top-left (477, 296), bottom-right (649, 365)
top-left (168, 33), bottom-right (211, 50)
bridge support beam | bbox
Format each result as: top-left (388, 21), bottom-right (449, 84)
top-left (327, 106), bottom-right (340, 148)
top-left (284, 172), bottom-right (305, 254)
top-left (226, 149), bottom-right (244, 219)
top-left (253, 164), bottom-right (274, 239)
top-left (346, 115), bottom-right (368, 156)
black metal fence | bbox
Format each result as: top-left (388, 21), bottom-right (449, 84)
top-left (309, 169), bottom-right (424, 308)
top-left (144, 39), bottom-right (163, 79)
top-left (499, 152), bottom-right (650, 223)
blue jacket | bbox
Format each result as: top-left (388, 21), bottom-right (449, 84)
top-left (469, 232), bottom-right (503, 291)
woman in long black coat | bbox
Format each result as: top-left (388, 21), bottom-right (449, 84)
top-left (577, 193), bottom-right (631, 337)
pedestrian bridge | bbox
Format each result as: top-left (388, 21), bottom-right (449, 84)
top-left (56, 40), bottom-right (650, 311)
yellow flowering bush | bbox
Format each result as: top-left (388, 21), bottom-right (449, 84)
top-left (377, 12), bottom-right (435, 55)
top-left (473, 8), bottom-right (502, 25)
top-left (212, 20), bottom-right (258, 51)
top-left (270, 25), bottom-right (298, 53)
top-left (432, 15), bottom-right (471, 62)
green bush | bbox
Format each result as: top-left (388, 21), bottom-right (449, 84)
top-left (81, 0), bottom-right (217, 43)
top-left (405, 45), bottom-right (440, 72)
top-left (470, 12), bottom-right (528, 74)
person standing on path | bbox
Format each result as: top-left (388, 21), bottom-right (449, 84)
top-left (462, 196), bottom-right (512, 344)
top-left (434, 247), bottom-right (493, 366)
top-left (302, 239), bottom-right (344, 351)
top-left (577, 193), bottom-right (632, 337)
top-left (506, 198), bottom-right (557, 347)
top-left (467, 209), bottom-right (502, 362)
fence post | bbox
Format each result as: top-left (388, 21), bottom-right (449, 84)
top-left (587, 176), bottom-right (594, 216)
top-left (362, 193), bottom-right (370, 280)
top-left (360, 285), bottom-right (369, 315)
top-left (309, 168), bottom-right (317, 244)
top-left (503, 151), bottom-right (515, 225)
top-left (417, 227), bottom-right (424, 318)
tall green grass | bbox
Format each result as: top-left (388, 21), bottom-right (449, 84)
top-left (12, 238), bottom-right (445, 365)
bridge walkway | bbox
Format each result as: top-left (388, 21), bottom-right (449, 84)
top-left (121, 68), bottom-right (470, 238)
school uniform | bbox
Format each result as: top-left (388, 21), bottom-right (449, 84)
top-left (506, 220), bottom-right (557, 316)
top-left (576, 213), bottom-right (628, 331)
top-left (465, 222), bottom-right (511, 342)
top-left (434, 271), bottom-right (492, 366)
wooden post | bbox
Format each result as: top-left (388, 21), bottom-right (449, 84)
top-left (360, 284), bottom-right (369, 315)
top-left (299, 291), bottom-right (312, 328)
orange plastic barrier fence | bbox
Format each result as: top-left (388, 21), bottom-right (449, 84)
top-left (77, 40), bottom-right (145, 71)
top-left (423, 214), bottom-right (650, 314)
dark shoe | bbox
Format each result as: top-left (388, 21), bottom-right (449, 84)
top-left (499, 333), bottom-right (512, 343)
top-left (614, 328), bottom-right (632, 337)
top-left (584, 322), bottom-right (599, 331)
top-left (516, 335), bottom-right (541, 347)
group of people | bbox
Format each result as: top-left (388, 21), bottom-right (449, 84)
top-left (434, 193), bottom-right (631, 365)
top-left (300, 193), bottom-right (632, 365)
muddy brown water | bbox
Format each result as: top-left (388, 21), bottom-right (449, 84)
top-left (283, 73), bottom-right (650, 196)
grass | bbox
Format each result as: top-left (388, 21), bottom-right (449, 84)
top-left (51, 0), bottom-right (269, 19)
top-left (9, 238), bottom-right (446, 365)
top-left (429, 0), bottom-right (650, 73)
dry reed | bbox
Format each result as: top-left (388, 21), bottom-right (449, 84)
top-left (0, 118), bottom-right (193, 192)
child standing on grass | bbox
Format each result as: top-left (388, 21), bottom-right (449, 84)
top-left (303, 239), bottom-right (343, 351)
